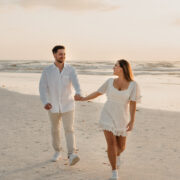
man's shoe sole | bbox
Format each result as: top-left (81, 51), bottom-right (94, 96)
top-left (70, 156), bottom-right (80, 166)
top-left (51, 157), bottom-right (61, 162)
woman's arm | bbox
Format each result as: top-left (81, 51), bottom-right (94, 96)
top-left (127, 101), bottom-right (136, 131)
top-left (81, 91), bottom-right (102, 101)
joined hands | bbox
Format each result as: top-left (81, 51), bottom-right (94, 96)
top-left (74, 94), bottom-right (84, 101)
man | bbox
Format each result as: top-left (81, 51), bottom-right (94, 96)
top-left (39, 45), bottom-right (82, 165)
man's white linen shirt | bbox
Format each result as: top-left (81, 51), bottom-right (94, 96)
top-left (39, 63), bottom-right (81, 113)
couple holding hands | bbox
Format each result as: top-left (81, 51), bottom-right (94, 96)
top-left (39, 45), bottom-right (141, 180)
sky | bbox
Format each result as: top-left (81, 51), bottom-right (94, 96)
top-left (0, 0), bottom-right (180, 62)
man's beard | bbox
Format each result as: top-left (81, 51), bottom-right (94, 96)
top-left (56, 59), bottom-right (63, 63)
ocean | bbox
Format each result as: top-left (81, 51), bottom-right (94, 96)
top-left (0, 60), bottom-right (180, 77)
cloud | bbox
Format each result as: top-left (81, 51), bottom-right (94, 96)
top-left (0, 0), bottom-right (120, 11)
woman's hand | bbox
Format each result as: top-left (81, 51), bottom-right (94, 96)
top-left (74, 94), bottom-right (86, 101)
top-left (77, 97), bottom-right (86, 101)
top-left (74, 94), bottom-right (83, 101)
top-left (126, 121), bottom-right (134, 131)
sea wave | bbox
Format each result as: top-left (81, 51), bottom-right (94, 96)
top-left (0, 60), bottom-right (180, 76)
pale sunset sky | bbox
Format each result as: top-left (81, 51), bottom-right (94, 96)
top-left (0, 0), bottom-right (180, 62)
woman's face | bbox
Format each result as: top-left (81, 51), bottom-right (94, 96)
top-left (113, 61), bottom-right (123, 76)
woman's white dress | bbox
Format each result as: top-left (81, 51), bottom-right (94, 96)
top-left (97, 78), bottom-right (141, 137)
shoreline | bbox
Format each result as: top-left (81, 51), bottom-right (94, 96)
top-left (0, 72), bottom-right (180, 112)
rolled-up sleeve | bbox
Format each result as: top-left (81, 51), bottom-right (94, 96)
top-left (70, 67), bottom-right (82, 95)
top-left (39, 70), bottom-right (49, 106)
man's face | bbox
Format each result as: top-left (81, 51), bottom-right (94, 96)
top-left (53, 49), bottom-right (66, 63)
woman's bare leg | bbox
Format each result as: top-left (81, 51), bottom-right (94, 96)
top-left (116, 135), bottom-right (126, 156)
top-left (104, 130), bottom-right (117, 170)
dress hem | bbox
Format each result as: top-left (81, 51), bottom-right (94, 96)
top-left (99, 123), bottom-right (128, 137)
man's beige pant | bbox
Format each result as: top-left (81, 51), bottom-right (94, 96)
top-left (48, 110), bottom-right (76, 156)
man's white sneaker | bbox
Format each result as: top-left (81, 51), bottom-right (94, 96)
top-left (51, 151), bottom-right (61, 162)
top-left (116, 155), bottom-right (121, 169)
top-left (109, 170), bottom-right (119, 180)
top-left (69, 154), bottom-right (80, 166)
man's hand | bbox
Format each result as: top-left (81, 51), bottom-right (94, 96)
top-left (44, 103), bottom-right (52, 110)
top-left (74, 94), bottom-right (83, 101)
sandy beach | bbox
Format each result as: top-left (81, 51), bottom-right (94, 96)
top-left (0, 66), bottom-right (180, 180)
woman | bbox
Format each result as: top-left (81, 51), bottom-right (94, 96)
top-left (77, 59), bottom-right (141, 180)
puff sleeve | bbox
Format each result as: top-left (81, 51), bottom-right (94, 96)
top-left (129, 81), bottom-right (141, 103)
top-left (97, 79), bottom-right (110, 94)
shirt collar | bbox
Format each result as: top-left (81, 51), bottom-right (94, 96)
top-left (53, 62), bottom-right (68, 69)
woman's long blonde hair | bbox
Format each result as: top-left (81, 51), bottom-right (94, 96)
top-left (118, 59), bottom-right (134, 81)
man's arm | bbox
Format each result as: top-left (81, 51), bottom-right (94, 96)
top-left (39, 70), bottom-right (50, 108)
top-left (70, 67), bottom-right (82, 96)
